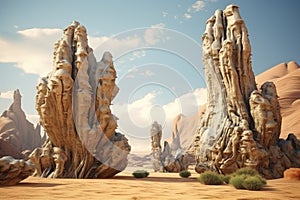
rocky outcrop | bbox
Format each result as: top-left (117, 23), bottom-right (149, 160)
top-left (192, 4), bottom-right (300, 178)
top-left (150, 121), bottom-right (163, 172)
top-left (29, 21), bottom-right (131, 178)
top-left (284, 168), bottom-right (300, 181)
top-left (150, 121), bottom-right (189, 173)
top-left (0, 89), bottom-right (45, 159)
top-left (256, 61), bottom-right (300, 139)
top-left (0, 156), bottom-right (35, 185)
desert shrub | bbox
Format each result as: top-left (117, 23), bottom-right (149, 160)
top-left (179, 170), bottom-right (191, 178)
top-left (220, 174), bottom-right (231, 184)
top-left (198, 171), bottom-right (223, 185)
top-left (230, 174), bottom-right (266, 190)
top-left (233, 167), bottom-right (258, 176)
top-left (242, 176), bottom-right (266, 191)
top-left (230, 175), bottom-right (247, 189)
top-left (132, 170), bottom-right (149, 178)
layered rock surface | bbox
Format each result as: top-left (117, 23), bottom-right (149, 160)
top-left (0, 89), bottom-right (44, 159)
top-left (0, 156), bottom-right (35, 185)
top-left (150, 121), bottom-right (189, 173)
top-left (256, 61), bottom-right (300, 139)
top-left (192, 4), bottom-right (300, 178)
top-left (30, 21), bottom-right (130, 178)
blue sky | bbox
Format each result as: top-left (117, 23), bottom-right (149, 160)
top-left (0, 0), bottom-right (299, 153)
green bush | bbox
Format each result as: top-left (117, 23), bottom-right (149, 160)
top-left (233, 167), bottom-right (258, 176)
top-left (254, 175), bottom-right (267, 185)
top-left (220, 174), bottom-right (231, 184)
top-left (132, 170), bottom-right (149, 178)
top-left (179, 170), bottom-right (191, 178)
top-left (230, 175), bottom-right (246, 189)
top-left (242, 176), bottom-right (266, 191)
top-left (198, 171), bottom-right (223, 185)
top-left (229, 173), bottom-right (267, 191)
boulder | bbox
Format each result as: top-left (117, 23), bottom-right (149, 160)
top-left (284, 168), bottom-right (300, 181)
top-left (0, 156), bottom-right (34, 186)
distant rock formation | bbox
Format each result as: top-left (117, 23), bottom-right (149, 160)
top-left (150, 121), bottom-right (163, 172)
top-left (0, 156), bottom-right (35, 185)
top-left (0, 89), bottom-right (45, 159)
top-left (256, 61), bottom-right (300, 139)
top-left (150, 121), bottom-right (189, 173)
top-left (191, 4), bottom-right (300, 178)
top-left (29, 21), bottom-right (131, 178)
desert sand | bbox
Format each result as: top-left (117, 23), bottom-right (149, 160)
top-left (1, 171), bottom-right (299, 200)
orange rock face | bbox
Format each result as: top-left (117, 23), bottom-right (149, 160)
top-left (284, 168), bottom-right (300, 180)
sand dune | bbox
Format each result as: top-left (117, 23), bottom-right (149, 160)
top-left (256, 61), bottom-right (300, 139)
top-left (0, 172), bottom-right (299, 200)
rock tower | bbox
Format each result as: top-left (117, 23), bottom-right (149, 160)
top-left (192, 5), bottom-right (300, 178)
top-left (30, 22), bottom-right (131, 178)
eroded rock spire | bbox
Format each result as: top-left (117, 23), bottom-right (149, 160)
top-left (192, 4), bottom-right (300, 178)
top-left (30, 22), bottom-right (131, 178)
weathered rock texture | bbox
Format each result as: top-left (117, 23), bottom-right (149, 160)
top-left (192, 4), bottom-right (300, 178)
top-left (256, 61), bottom-right (300, 139)
top-left (0, 89), bottom-right (44, 159)
top-left (30, 21), bottom-right (130, 178)
top-left (0, 156), bottom-right (34, 185)
top-left (150, 121), bottom-right (189, 173)
top-left (150, 121), bottom-right (163, 172)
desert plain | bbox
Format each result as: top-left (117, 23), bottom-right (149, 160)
top-left (1, 171), bottom-right (300, 200)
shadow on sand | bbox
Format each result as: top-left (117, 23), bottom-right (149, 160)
top-left (112, 175), bottom-right (197, 183)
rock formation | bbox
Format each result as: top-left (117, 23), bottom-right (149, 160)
top-left (192, 4), bottom-right (300, 178)
top-left (150, 121), bottom-right (189, 173)
top-left (0, 156), bottom-right (35, 185)
top-left (30, 21), bottom-right (131, 178)
top-left (284, 168), bottom-right (300, 181)
top-left (256, 61), bottom-right (300, 139)
top-left (0, 89), bottom-right (45, 159)
top-left (150, 121), bottom-right (163, 172)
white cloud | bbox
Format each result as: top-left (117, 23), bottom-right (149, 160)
top-left (0, 90), bottom-right (14, 99)
top-left (125, 74), bottom-right (135, 79)
top-left (91, 35), bottom-right (142, 60)
top-left (0, 28), bottom-right (62, 76)
top-left (151, 23), bottom-right (165, 29)
top-left (140, 69), bottom-right (155, 77)
top-left (126, 50), bottom-right (146, 61)
top-left (128, 68), bottom-right (139, 73)
top-left (0, 24), bottom-right (167, 77)
top-left (144, 23), bottom-right (166, 46)
top-left (18, 28), bottom-right (62, 38)
top-left (162, 88), bottom-right (207, 119)
top-left (111, 88), bottom-right (207, 153)
top-left (191, 0), bottom-right (205, 12)
top-left (184, 13), bottom-right (192, 19)
top-left (162, 11), bottom-right (168, 17)
top-left (184, 0), bottom-right (206, 20)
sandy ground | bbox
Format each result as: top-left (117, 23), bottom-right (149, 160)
top-left (1, 172), bottom-right (300, 200)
